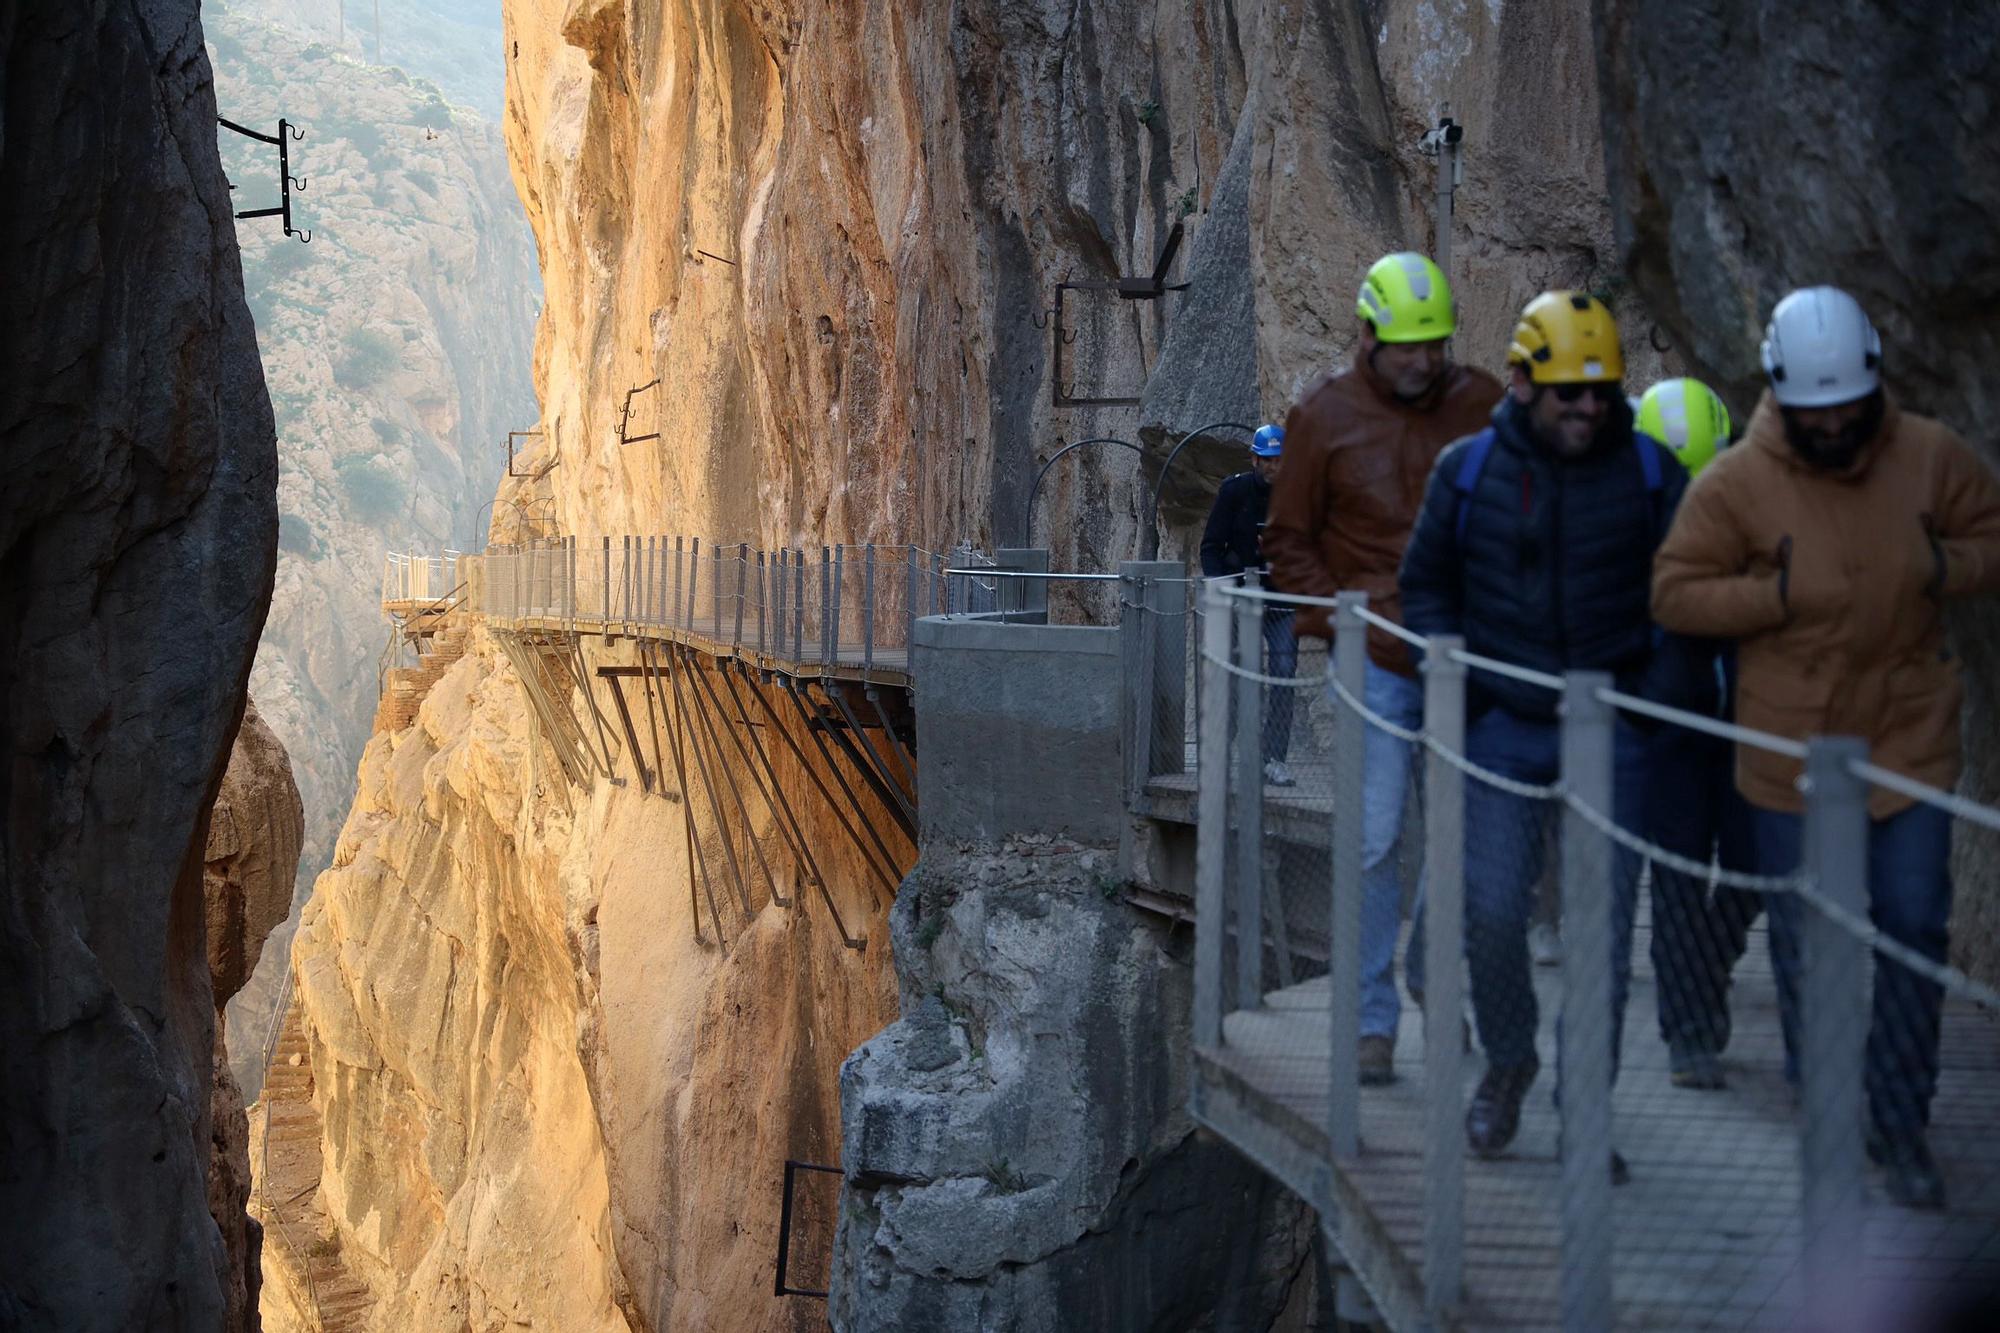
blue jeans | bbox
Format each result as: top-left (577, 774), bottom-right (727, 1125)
top-left (1751, 802), bottom-right (1952, 1141)
top-left (1647, 727), bottom-right (1762, 1051)
top-left (1460, 709), bottom-right (1648, 1073)
top-left (1262, 610), bottom-right (1297, 763)
top-left (1340, 660), bottom-right (1424, 1039)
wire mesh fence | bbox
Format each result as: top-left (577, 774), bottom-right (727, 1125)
top-left (381, 549), bottom-right (462, 605)
top-left (1189, 581), bottom-right (2000, 1331)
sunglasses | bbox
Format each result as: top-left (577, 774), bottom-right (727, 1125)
top-left (1547, 382), bottom-right (1623, 405)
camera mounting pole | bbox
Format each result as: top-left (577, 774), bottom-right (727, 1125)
top-left (1418, 108), bottom-right (1464, 283)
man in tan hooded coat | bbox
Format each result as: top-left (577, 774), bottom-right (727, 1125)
top-left (1653, 286), bottom-right (2000, 1209)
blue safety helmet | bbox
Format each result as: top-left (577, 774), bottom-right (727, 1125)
top-left (1251, 423), bottom-right (1284, 458)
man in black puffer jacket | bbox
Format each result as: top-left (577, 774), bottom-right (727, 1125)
top-left (1399, 292), bottom-right (1687, 1171)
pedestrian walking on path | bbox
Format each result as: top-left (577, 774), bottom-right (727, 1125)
top-left (1634, 378), bottom-right (1764, 1092)
top-left (1200, 424), bottom-right (1299, 786)
top-left (1653, 286), bottom-right (2000, 1209)
top-left (1263, 252), bottom-right (1502, 1086)
top-left (1401, 291), bottom-right (1688, 1175)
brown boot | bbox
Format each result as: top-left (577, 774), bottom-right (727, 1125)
top-left (1358, 1035), bottom-right (1395, 1086)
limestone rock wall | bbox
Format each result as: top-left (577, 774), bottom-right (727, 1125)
top-left (204, 697), bottom-right (306, 1330)
top-left (0, 3), bottom-right (277, 1328)
top-left (281, 625), bottom-right (894, 1332)
top-left (1593, 0), bottom-right (2000, 979)
top-left (283, 0), bottom-right (1699, 1328)
top-left (833, 844), bottom-right (1317, 1327)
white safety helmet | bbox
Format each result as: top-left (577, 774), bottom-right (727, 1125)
top-left (1760, 286), bottom-right (1882, 408)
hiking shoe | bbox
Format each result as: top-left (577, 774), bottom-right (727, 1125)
top-left (1882, 1139), bottom-right (1946, 1211)
top-left (1358, 1035), bottom-right (1395, 1086)
top-left (1263, 759), bottom-right (1296, 787)
top-left (1869, 1129), bottom-right (1946, 1210)
top-left (1668, 1044), bottom-right (1726, 1091)
top-left (1466, 1057), bottom-right (1539, 1157)
top-left (1529, 921), bottom-right (1561, 967)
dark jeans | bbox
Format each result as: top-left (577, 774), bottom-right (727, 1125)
top-left (1752, 802), bottom-right (1952, 1142)
top-left (1459, 708), bottom-right (1649, 1074)
top-left (1646, 727), bottom-right (1762, 1052)
top-left (1262, 609), bottom-right (1297, 763)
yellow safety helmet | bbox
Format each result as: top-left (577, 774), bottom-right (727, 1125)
top-left (1506, 291), bottom-right (1625, 384)
top-left (1356, 253), bottom-right (1456, 343)
top-left (1636, 378), bottom-right (1732, 476)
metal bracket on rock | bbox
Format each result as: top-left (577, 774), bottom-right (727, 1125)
top-left (617, 379), bottom-right (661, 445)
top-left (1050, 220), bottom-right (1189, 407)
top-left (219, 115), bottom-right (311, 243)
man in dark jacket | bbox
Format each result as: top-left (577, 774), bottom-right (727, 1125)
top-left (1400, 292), bottom-right (1687, 1169)
top-left (1633, 378), bottom-right (1762, 1093)
top-left (1200, 424), bottom-right (1296, 783)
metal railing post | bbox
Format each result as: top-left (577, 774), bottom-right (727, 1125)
top-left (689, 538), bottom-right (702, 632)
top-left (734, 543), bottom-right (748, 649)
top-left (820, 548), bottom-right (833, 666)
top-left (863, 544), bottom-right (877, 670)
top-left (601, 535), bottom-right (612, 632)
top-left (905, 544), bottom-right (919, 655)
top-left (830, 547), bottom-right (846, 666)
top-left (1119, 561), bottom-right (1180, 810)
top-left (757, 550), bottom-right (769, 654)
top-left (1327, 591), bottom-right (1369, 1157)
top-left (1558, 670), bottom-right (1616, 1333)
top-left (1193, 582), bottom-right (1234, 1048)
top-left (1232, 577), bottom-right (1265, 1010)
top-left (1800, 736), bottom-right (1869, 1293)
top-left (1422, 636), bottom-right (1468, 1318)
top-left (794, 551), bottom-right (806, 662)
top-left (931, 552), bottom-right (945, 617)
top-left (622, 535), bottom-right (633, 626)
top-left (712, 542), bottom-right (723, 637)
top-left (566, 536), bottom-right (577, 624)
top-left (676, 537), bottom-right (687, 629)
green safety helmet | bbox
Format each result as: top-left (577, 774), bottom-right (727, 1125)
top-left (1355, 252), bottom-right (1456, 343)
top-left (1636, 378), bottom-right (1733, 476)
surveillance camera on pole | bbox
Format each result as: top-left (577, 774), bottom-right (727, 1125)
top-left (1418, 109), bottom-right (1464, 283)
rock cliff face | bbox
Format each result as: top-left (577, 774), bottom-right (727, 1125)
top-left (284, 0), bottom-right (1696, 1328)
top-left (0, 3), bottom-right (277, 1328)
top-left (834, 844), bottom-right (1316, 1327)
top-left (1593, 0), bottom-right (2000, 977)
top-left (209, 4), bottom-right (540, 878)
top-left (279, 623), bottom-right (895, 1332)
top-left (204, 1), bottom-right (541, 1093)
top-left (205, 699), bottom-right (307, 1330)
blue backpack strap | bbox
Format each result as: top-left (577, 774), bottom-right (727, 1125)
top-left (1451, 428), bottom-right (1499, 546)
top-left (1633, 433), bottom-right (1664, 492)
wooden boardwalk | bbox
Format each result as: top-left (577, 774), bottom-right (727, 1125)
top-left (1191, 917), bottom-right (2000, 1330)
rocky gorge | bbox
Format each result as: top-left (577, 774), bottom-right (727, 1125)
top-left (3, 0), bottom-right (1996, 1329)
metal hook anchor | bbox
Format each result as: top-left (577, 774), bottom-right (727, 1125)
top-left (1030, 309), bottom-right (1051, 330)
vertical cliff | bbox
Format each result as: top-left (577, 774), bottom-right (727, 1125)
top-left (280, 1), bottom-right (1696, 1329)
top-left (203, 4), bottom-right (542, 1098)
top-left (0, 3), bottom-right (277, 1328)
top-left (205, 699), bottom-right (307, 1329)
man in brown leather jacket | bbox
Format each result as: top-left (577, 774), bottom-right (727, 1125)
top-left (1263, 252), bottom-right (1502, 1083)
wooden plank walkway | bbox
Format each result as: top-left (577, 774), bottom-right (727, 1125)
top-left (1192, 917), bottom-right (2000, 1330)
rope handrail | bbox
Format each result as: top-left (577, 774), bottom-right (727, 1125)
top-left (1848, 758), bottom-right (2000, 835)
top-left (1316, 655), bottom-right (2000, 1011)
